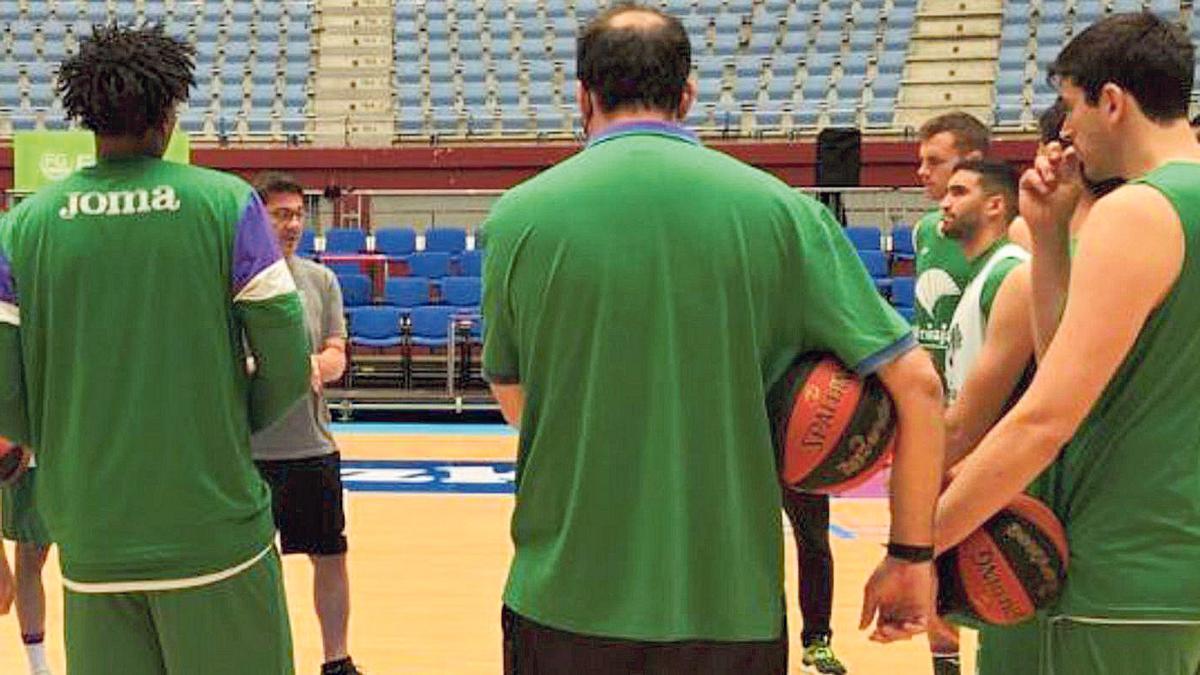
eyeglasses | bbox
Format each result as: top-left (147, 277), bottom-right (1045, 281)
top-left (269, 208), bottom-right (305, 223)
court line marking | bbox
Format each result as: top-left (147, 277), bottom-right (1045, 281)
top-left (331, 422), bottom-right (517, 436)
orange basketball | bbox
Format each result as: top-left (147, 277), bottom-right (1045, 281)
top-left (937, 493), bottom-right (1069, 627)
top-left (767, 352), bottom-right (896, 494)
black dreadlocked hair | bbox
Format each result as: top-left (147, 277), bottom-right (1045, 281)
top-left (57, 23), bottom-right (194, 136)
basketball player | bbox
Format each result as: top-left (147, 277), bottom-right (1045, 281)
top-left (251, 173), bottom-right (361, 675)
top-left (939, 159), bottom-right (1031, 464)
top-left (2, 468), bottom-right (53, 674)
top-left (934, 159), bottom-right (1042, 675)
top-left (913, 112), bottom-right (989, 381)
top-left (0, 25), bottom-right (310, 674)
top-left (484, 6), bottom-right (945, 673)
top-left (913, 111), bottom-right (989, 675)
top-left (934, 12), bottom-right (1200, 673)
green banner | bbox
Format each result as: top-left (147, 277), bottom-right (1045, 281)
top-left (13, 130), bottom-right (191, 192)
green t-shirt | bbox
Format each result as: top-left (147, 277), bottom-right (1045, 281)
top-left (914, 209), bottom-right (972, 380)
top-left (0, 156), bottom-right (311, 586)
top-left (1049, 162), bottom-right (1200, 621)
top-left (482, 121), bottom-right (914, 641)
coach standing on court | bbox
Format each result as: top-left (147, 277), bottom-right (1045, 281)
top-left (481, 5), bottom-right (946, 673)
top-left (249, 172), bottom-right (362, 675)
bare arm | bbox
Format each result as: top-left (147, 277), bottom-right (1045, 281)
top-left (877, 347), bottom-right (945, 547)
top-left (491, 383), bottom-right (525, 429)
top-left (315, 337), bottom-right (347, 383)
top-left (858, 346), bottom-right (944, 642)
top-left (945, 265), bottom-right (1035, 467)
top-left (935, 186), bottom-right (1183, 551)
top-left (1029, 219), bottom-right (1074, 361)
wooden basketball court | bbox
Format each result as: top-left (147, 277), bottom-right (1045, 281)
top-left (0, 424), bottom-right (975, 673)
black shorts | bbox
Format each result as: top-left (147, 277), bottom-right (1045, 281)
top-left (502, 606), bottom-right (787, 675)
top-left (254, 452), bottom-right (348, 556)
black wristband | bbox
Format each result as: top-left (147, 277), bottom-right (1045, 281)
top-left (886, 542), bottom-right (935, 563)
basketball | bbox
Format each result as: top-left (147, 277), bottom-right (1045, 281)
top-left (0, 436), bottom-right (29, 487)
top-left (767, 352), bottom-right (897, 494)
top-left (937, 493), bottom-right (1069, 627)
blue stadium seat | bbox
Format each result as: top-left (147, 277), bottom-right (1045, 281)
top-left (858, 251), bottom-right (893, 293)
top-left (846, 226), bottom-right (883, 251)
top-left (0, 62), bottom-right (18, 87)
top-left (384, 277), bottom-right (431, 310)
top-left (891, 226), bottom-right (916, 259)
top-left (349, 307), bottom-right (405, 348)
top-left (892, 277), bottom-right (915, 309)
top-left (408, 252), bottom-right (452, 278)
top-left (458, 250), bottom-right (484, 277)
top-left (336, 274), bottom-right (373, 307)
top-left (0, 1), bottom-right (19, 22)
top-left (897, 306), bottom-right (915, 323)
top-left (441, 277), bottom-right (482, 307)
top-left (299, 230), bottom-right (317, 257)
top-left (425, 228), bottom-right (468, 254)
top-left (408, 305), bottom-right (459, 348)
top-left (376, 228), bottom-right (418, 257)
top-left (325, 229), bottom-right (367, 254)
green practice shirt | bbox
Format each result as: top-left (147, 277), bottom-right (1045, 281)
top-left (0, 156), bottom-right (310, 586)
top-left (482, 121), bottom-right (914, 641)
top-left (1049, 162), bottom-right (1200, 622)
top-left (913, 209), bottom-right (972, 380)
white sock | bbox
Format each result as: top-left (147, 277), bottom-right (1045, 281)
top-left (25, 640), bottom-right (49, 674)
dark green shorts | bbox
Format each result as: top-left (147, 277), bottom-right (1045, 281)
top-left (2, 467), bottom-right (51, 545)
top-left (1043, 618), bottom-right (1200, 675)
top-left (64, 548), bottom-right (294, 675)
top-left (977, 617), bottom-right (1043, 675)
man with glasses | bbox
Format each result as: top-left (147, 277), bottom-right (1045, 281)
top-left (250, 172), bottom-right (360, 675)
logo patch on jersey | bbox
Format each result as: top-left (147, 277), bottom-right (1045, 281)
top-left (915, 269), bottom-right (962, 315)
top-left (59, 185), bottom-right (182, 220)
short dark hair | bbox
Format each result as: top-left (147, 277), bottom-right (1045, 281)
top-left (953, 158), bottom-right (1020, 222)
top-left (252, 171), bottom-right (305, 202)
top-left (1037, 98), bottom-right (1068, 145)
top-left (1050, 12), bottom-right (1192, 123)
top-left (917, 112), bottom-right (991, 155)
top-left (577, 4), bottom-right (691, 114)
top-left (58, 23), bottom-right (194, 136)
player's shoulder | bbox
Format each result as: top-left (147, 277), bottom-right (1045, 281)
top-left (166, 162), bottom-right (254, 200)
top-left (1090, 183), bottom-right (1179, 237)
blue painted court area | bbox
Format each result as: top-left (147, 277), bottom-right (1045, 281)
top-left (340, 460), bottom-right (859, 539)
top-left (342, 459), bottom-right (515, 494)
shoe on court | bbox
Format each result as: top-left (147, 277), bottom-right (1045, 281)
top-left (802, 637), bottom-right (848, 675)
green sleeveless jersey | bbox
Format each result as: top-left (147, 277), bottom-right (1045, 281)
top-left (913, 209), bottom-right (972, 380)
top-left (1051, 162), bottom-right (1200, 621)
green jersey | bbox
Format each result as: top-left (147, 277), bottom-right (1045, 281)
top-left (0, 156), bottom-right (311, 587)
top-left (913, 209), bottom-right (972, 380)
top-left (483, 121), bottom-right (914, 641)
top-left (1050, 162), bottom-right (1200, 621)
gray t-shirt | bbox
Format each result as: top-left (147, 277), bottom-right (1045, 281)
top-left (251, 257), bottom-right (347, 461)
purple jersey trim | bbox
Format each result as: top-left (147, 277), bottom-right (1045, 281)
top-left (0, 248), bottom-right (16, 306)
top-left (231, 192), bottom-right (284, 297)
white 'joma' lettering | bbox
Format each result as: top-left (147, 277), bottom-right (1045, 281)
top-left (59, 185), bottom-right (182, 220)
